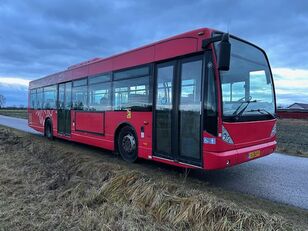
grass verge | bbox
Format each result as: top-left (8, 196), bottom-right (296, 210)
top-left (0, 126), bottom-right (307, 230)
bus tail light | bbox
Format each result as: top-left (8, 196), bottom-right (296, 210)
top-left (270, 123), bottom-right (277, 137)
top-left (222, 126), bottom-right (234, 144)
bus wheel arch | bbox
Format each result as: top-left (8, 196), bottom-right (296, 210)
top-left (114, 123), bottom-right (138, 163)
top-left (44, 117), bottom-right (54, 140)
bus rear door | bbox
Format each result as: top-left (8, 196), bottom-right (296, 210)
top-left (58, 82), bottom-right (72, 136)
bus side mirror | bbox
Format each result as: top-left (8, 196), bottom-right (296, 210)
top-left (218, 33), bottom-right (231, 71)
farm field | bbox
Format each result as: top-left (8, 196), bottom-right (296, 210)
top-left (276, 119), bottom-right (308, 157)
top-left (0, 109), bottom-right (27, 119)
top-left (0, 126), bottom-right (307, 230)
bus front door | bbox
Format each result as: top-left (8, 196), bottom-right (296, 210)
top-left (57, 82), bottom-right (72, 136)
top-left (154, 56), bottom-right (203, 167)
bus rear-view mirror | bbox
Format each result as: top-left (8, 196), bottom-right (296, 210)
top-left (218, 33), bottom-right (231, 71)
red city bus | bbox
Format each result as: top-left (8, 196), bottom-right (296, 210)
top-left (28, 28), bottom-right (277, 170)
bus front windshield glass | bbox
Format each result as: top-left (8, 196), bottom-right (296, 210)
top-left (216, 38), bottom-right (275, 121)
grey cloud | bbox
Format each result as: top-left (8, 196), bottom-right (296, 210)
top-left (276, 93), bottom-right (308, 106)
top-left (0, 0), bottom-right (308, 105)
top-left (1, 0), bottom-right (308, 80)
top-left (0, 84), bottom-right (28, 107)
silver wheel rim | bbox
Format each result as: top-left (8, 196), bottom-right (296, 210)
top-left (122, 134), bottom-right (136, 153)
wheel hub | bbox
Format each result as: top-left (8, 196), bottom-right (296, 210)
top-left (122, 134), bottom-right (136, 153)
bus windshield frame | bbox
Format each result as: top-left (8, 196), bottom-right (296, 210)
top-left (214, 36), bottom-right (276, 122)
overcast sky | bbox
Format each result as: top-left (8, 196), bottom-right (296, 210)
top-left (0, 0), bottom-right (308, 106)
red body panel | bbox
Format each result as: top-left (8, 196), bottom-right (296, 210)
top-left (28, 109), bottom-right (57, 133)
top-left (75, 111), bottom-right (105, 134)
top-left (204, 140), bottom-right (276, 170)
top-left (223, 120), bottom-right (276, 149)
top-left (201, 120), bottom-right (276, 169)
top-left (154, 37), bottom-right (198, 61)
top-left (28, 110), bottom-right (153, 159)
top-left (28, 28), bottom-right (276, 170)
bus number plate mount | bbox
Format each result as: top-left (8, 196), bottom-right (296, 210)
top-left (248, 150), bottom-right (261, 159)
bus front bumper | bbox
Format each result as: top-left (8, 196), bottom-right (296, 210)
top-left (204, 141), bottom-right (276, 170)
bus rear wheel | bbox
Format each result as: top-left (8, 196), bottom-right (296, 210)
top-left (45, 119), bottom-right (54, 140)
top-left (117, 126), bottom-right (138, 163)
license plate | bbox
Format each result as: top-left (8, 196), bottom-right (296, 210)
top-left (248, 150), bottom-right (261, 159)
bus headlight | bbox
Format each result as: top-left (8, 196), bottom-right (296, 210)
top-left (222, 126), bottom-right (234, 144)
top-left (271, 123), bottom-right (277, 137)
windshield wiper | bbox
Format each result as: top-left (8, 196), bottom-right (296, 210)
top-left (246, 109), bottom-right (276, 119)
top-left (232, 98), bottom-right (257, 120)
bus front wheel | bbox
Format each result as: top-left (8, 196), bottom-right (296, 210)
top-left (117, 126), bottom-right (138, 163)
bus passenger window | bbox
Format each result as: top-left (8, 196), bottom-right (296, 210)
top-left (88, 82), bottom-right (111, 111)
top-left (156, 65), bottom-right (173, 110)
top-left (36, 88), bottom-right (43, 109)
top-left (72, 79), bottom-right (88, 110)
top-left (43, 85), bottom-right (57, 109)
top-left (30, 89), bottom-right (37, 109)
top-left (113, 76), bottom-right (150, 111)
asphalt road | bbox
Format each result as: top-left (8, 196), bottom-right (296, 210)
top-left (192, 154), bottom-right (308, 209)
top-left (0, 115), bottom-right (39, 134)
top-left (0, 115), bottom-right (307, 210)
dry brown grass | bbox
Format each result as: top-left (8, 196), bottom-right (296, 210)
top-left (0, 127), bottom-right (303, 230)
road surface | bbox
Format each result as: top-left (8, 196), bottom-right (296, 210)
top-left (0, 115), bottom-right (39, 134)
top-left (192, 154), bottom-right (308, 209)
top-left (0, 115), bottom-right (307, 209)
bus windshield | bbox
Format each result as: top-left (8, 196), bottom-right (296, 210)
top-left (216, 37), bottom-right (275, 121)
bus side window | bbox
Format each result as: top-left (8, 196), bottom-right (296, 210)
top-left (113, 65), bottom-right (151, 111)
top-left (43, 85), bottom-right (57, 109)
top-left (88, 82), bottom-right (111, 111)
top-left (36, 88), bottom-right (43, 109)
top-left (113, 76), bottom-right (150, 111)
top-left (30, 89), bottom-right (37, 109)
top-left (72, 79), bottom-right (88, 110)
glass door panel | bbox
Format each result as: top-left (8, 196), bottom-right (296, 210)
top-left (57, 82), bottom-right (72, 135)
top-left (154, 63), bottom-right (174, 157)
top-left (57, 84), bottom-right (65, 134)
top-left (179, 59), bottom-right (202, 160)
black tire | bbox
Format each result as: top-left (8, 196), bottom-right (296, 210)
top-left (117, 126), bottom-right (138, 163)
top-left (45, 119), bottom-right (54, 140)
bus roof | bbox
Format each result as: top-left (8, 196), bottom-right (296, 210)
top-left (29, 27), bottom-right (214, 89)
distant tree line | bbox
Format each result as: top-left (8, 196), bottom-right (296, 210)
top-left (0, 94), bottom-right (26, 109)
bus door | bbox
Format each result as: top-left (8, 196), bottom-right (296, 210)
top-left (154, 55), bottom-right (203, 166)
top-left (58, 82), bottom-right (72, 135)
